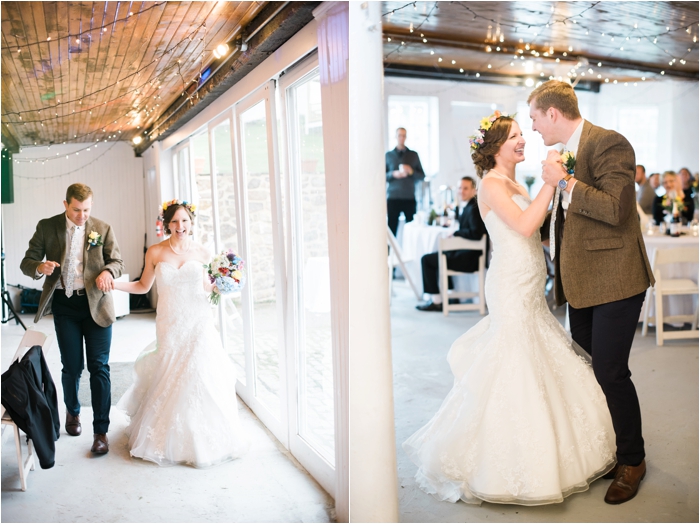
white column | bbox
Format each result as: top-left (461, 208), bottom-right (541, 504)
top-left (314, 3), bottom-right (349, 522)
top-left (349, 2), bottom-right (400, 523)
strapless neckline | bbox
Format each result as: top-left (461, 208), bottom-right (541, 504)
top-left (483, 193), bottom-right (531, 222)
top-left (157, 260), bottom-right (203, 271)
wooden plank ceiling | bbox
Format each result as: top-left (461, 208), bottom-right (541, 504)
top-left (382, 1), bottom-right (699, 88)
top-left (1, 1), bottom-right (267, 150)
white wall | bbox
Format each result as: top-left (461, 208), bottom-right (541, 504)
top-left (3, 142), bottom-right (145, 298)
top-left (384, 76), bottom-right (699, 194)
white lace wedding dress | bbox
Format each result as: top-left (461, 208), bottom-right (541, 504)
top-left (117, 260), bottom-right (250, 467)
top-left (403, 193), bottom-right (616, 505)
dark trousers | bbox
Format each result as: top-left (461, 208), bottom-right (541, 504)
top-left (52, 291), bottom-right (112, 434)
top-left (387, 199), bottom-right (416, 237)
top-left (421, 251), bottom-right (481, 295)
top-left (569, 291), bottom-right (646, 466)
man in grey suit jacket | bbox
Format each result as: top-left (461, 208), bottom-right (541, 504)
top-left (21, 183), bottom-right (124, 454)
top-left (529, 81), bottom-right (654, 505)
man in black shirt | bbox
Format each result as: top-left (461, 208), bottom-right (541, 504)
top-left (417, 177), bottom-right (487, 312)
top-left (386, 127), bottom-right (425, 236)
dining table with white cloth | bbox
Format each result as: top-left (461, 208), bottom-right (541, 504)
top-left (399, 220), bottom-right (479, 298)
top-left (640, 230), bottom-right (699, 322)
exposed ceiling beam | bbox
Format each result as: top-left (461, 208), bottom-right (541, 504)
top-left (383, 63), bottom-right (602, 92)
top-left (134, 1), bottom-right (320, 155)
top-left (383, 29), bottom-right (699, 81)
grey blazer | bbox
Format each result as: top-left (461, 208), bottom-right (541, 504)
top-left (20, 213), bottom-right (124, 327)
top-left (542, 120), bottom-right (655, 309)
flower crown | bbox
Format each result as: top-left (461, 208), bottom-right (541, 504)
top-left (159, 199), bottom-right (197, 220)
top-left (468, 110), bottom-right (515, 151)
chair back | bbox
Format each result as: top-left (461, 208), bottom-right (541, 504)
top-left (10, 330), bottom-right (53, 367)
top-left (438, 234), bottom-right (487, 255)
top-left (652, 247), bottom-right (699, 268)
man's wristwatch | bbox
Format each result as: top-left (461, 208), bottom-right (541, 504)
top-left (558, 174), bottom-right (573, 190)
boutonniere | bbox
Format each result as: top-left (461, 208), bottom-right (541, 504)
top-left (561, 151), bottom-right (576, 174)
top-left (87, 231), bottom-right (103, 250)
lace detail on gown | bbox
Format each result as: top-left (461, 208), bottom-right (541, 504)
top-left (117, 260), bottom-right (250, 467)
top-left (403, 194), bottom-right (615, 505)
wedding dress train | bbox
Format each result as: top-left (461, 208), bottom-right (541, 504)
top-left (403, 193), bottom-right (616, 505)
top-left (117, 260), bottom-right (249, 467)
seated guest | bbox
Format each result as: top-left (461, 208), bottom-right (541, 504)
top-left (635, 164), bottom-right (655, 215)
top-left (417, 177), bottom-right (486, 312)
top-left (653, 171), bottom-right (695, 224)
top-left (678, 167), bottom-right (696, 197)
top-left (648, 172), bottom-right (661, 192)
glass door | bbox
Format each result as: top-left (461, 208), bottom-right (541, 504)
top-left (280, 57), bottom-right (336, 495)
top-left (233, 83), bottom-right (288, 445)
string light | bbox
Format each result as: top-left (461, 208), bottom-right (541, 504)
top-left (382, 1), bottom-right (697, 88)
top-left (1, 3), bottom-right (166, 51)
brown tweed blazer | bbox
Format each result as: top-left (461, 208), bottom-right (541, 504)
top-left (20, 213), bottom-right (124, 327)
top-left (542, 120), bottom-right (654, 309)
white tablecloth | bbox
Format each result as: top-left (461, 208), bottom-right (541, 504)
top-left (400, 221), bottom-right (478, 298)
top-left (641, 231), bottom-right (699, 320)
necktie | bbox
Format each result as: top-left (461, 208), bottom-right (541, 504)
top-left (550, 187), bottom-right (561, 260)
top-left (549, 148), bottom-right (569, 260)
top-left (64, 225), bottom-right (80, 297)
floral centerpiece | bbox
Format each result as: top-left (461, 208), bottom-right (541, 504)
top-left (662, 193), bottom-right (687, 215)
top-left (204, 249), bottom-right (247, 305)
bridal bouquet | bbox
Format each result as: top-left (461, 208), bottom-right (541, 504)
top-left (205, 249), bottom-right (247, 305)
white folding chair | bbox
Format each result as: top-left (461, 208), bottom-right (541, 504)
top-left (641, 247), bottom-right (699, 346)
top-left (439, 235), bottom-right (488, 316)
top-left (387, 225), bottom-right (422, 301)
top-left (1, 329), bottom-right (54, 491)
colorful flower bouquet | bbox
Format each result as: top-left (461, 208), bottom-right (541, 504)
top-left (204, 249), bottom-right (246, 305)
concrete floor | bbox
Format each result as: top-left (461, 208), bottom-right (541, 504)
top-left (1, 311), bottom-right (334, 523)
top-left (391, 281), bottom-right (699, 523)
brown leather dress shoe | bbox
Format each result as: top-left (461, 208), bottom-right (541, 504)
top-left (65, 412), bottom-right (82, 436)
top-left (605, 459), bottom-right (646, 504)
top-left (91, 433), bottom-right (109, 454)
top-left (602, 463), bottom-right (619, 479)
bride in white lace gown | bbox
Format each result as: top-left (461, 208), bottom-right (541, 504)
top-left (403, 115), bottom-right (615, 505)
top-left (114, 202), bottom-right (249, 467)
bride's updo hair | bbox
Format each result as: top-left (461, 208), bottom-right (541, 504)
top-left (471, 116), bottom-right (515, 178)
top-left (162, 203), bottom-right (196, 235)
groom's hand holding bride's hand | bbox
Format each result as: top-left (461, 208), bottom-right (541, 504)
top-left (541, 149), bottom-right (566, 188)
top-left (96, 270), bottom-right (115, 292)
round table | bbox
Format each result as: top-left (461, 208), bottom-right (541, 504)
top-left (641, 230), bottom-right (699, 321)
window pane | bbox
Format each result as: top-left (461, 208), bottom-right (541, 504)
top-left (240, 100), bottom-right (281, 416)
top-left (212, 120), bottom-right (246, 383)
top-left (289, 73), bottom-right (334, 464)
top-left (191, 132), bottom-right (214, 251)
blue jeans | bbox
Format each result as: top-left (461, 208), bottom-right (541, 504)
top-left (52, 291), bottom-right (112, 434)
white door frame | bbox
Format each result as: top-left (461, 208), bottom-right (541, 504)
top-left (233, 83), bottom-right (289, 447)
top-left (278, 53), bottom-right (336, 497)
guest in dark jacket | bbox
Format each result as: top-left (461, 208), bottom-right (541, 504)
top-left (652, 171), bottom-right (695, 224)
top-left (386, 127), bottom-right (426, 236)
top-left (1, 345), bottom-right (60, 469)
top-left (417, 177), bottom-right (487, 312)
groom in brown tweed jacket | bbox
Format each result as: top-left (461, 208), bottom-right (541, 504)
top-left (21, 183), bottom-right (123, 454)
top-left (529, 81), bottom-right (654, 505)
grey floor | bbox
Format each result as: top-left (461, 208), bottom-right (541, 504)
top-left (392, 281), bottom-right (699, 523)
top-left (1, 310), bottom-right (334, 523)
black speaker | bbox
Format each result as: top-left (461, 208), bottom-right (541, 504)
top-left (1, 149), bottom-right (14, 204)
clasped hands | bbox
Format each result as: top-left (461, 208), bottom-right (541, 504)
top-left (541, 150), bottom-right (568, 189)
top-left (393, 164), bottom-right (414, 179)
top-left (37, 261), bottom-right (114, 292)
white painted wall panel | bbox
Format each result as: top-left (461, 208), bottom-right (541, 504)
top-left (3, 142), bottom-right (145, 295)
